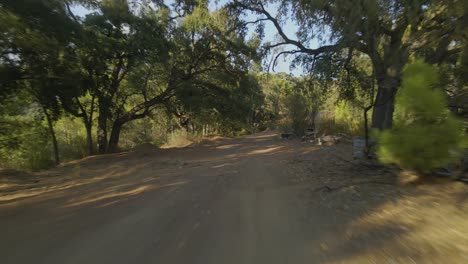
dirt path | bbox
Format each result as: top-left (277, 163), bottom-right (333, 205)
top-left (1, 132), bottom-right (467, 263)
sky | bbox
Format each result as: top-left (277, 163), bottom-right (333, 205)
top-left (71, 0), bottom-right (318, 76)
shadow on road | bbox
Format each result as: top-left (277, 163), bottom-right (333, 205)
top-left (0, 131), bottom-right (467, 263)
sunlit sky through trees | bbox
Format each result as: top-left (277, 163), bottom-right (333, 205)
top-left (70, 0), bottom-right (325, 76)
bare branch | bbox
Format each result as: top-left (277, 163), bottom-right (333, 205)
top-left (232, 0), bottom-right (342, 56)
top-left (265, 42), bottom-right (289, 49)
top-left (242, 18), bottom-right (270, 26)
top-left (271, 50), bottom-right (302, 72)
top-left (65, 1), bottom-right (80, 23)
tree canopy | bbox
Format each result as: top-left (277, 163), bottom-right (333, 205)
top-left (229, 0), bottom-right (467, 129)
top-left (0, 0), bottom-right (466, 170)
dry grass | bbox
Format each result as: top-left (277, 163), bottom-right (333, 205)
top-left (162, 130), bottom-right (203, 148)
top-left (288, 141), bottom-right (468, 263)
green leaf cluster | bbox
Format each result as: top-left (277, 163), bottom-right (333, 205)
top-left (377, 61), bottom-right (467, 172)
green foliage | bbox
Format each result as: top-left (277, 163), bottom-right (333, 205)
top-left (256, 73), bottom-right (293, 127)
top-left (377, 61), bottom-right (467, 172)
top-left (119, 109), bottom-right (170, 148)
top-left (0, 0), bottom-right (264, 170)
top-left (232, 0), bottom-right (466, 130)
top-left (283, 92), bottom-right (310, 136)
top-left (334, 101), bottom-right (364, 135)
top-left (311, 83), bottom-right (365, 136)
top-left (323, 53), bottom-right (375, 136)
top-left (5, 0), bottom-right (464, 174)
top-left (316, 99), bottom-right (364, 136)
top-left (0, 98), bottom-right (54, 171)
top-left (55, 117), bottom-right (88, 161)
top-left (16, 124), bottom-right (54, 171)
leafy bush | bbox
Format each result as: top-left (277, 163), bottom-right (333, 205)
top-left (0, 100), bottom-right (55, 171)
top-left (0, 122), bottom-right (54, 171)
top-left (334, 101), bottom-right (365, 135)
top-left (21, 125), bottom-right (54, 171)
top-left (314, 84), bottom-right (366, 136)
top-left (55, 117), bottom-right (88, 161)
top-left (377, 61), bottom-right (467, 172)
top-left (283, 92), bottom-right (311, 136)
top-left (314, 103), bottom-right (365, 136)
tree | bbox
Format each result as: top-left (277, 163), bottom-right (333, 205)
top-left (229, 0), bottom-right (466, 130)
top-left (0, 0), bottom-right (260, 169)
top-left (0, 0), bottom-right (87, 164)
top-left (339, 51), bottom-right (376, 153)
top-left (71, 0), bottom-right (262, 152)
top-left (377, 61), bottom-right (466, 172)
top-left (160, 1), bottom-right (261, 137)
top-left (77, 0), bottom-right (169, 153)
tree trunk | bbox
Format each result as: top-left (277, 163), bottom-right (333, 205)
top-left (43, 107), bottom-right (60, 165)
top-left (86, 95), bottom-right (96, 155)
top-left (97, 97), bottom-right (110, 153)
top-left (108, 113), bottom-right (147, 153)
top-left (371, 76), bottom-right (399, 130)
top-left (84, 121), bottom-right (93, 155)
top-left (97, 115), bottom-right (108, 153)
top-left (105, 86), bottom-right (174, 153)
top-left (363, 105), bottom-right (373, 157)
top-left (74, 95), bottom-right (95, 155)
top-left (108, 120), bottom-right (123, 153)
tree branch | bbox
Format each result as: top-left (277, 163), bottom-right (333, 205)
top-left (272, 50), bottom-right (301, 70)
top-left (232, 0), bottom-right (342, 56)
top-left (65, 1), bottom-right (80, 23)
top-left (242, 18), bottom-right (270, 26)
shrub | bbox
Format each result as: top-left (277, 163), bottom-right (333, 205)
top-left (334, 101), bottom-right (364, 135)
top-left (55, 117), bottom-right (88, 161)
top-left (376, 61), bottom-right (467, 172)
top-left (22, 126), bottom-right (55, 171)
top-left (0, 105), bottom-right (54, 171)
top-left (0, 124), bottom-right (54, 171)
top-left (283, 92), bottom-right (310, 136)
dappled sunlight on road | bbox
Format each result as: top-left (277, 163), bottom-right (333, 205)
top-left (211, 163), bottom-right (235, 169)
top-left (63, 185), bottom-right (156, 208)
top-left (247, 146), bottom-right (284, 155)
top-left (215, 144), bottom-right (240, 150)
top-left (1, 131), bottom-right (467, 263)
top-left (0, 163), bottom-right (148, 203)
top-left (62, 181), bottom-right (189, 208)
top-left (0, 132), bottom-right (290, 207)
top-left (242, 132), bottom-right (278, 139)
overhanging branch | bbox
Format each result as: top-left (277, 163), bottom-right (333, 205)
top-left (232, 0), bottom-right (342, 56)
top-left (269, 50), bottom-right (303, 72)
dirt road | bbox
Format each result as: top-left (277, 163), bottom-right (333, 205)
top-left (1, 132), bottom-right (467, 263)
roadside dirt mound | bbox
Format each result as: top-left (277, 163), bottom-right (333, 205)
top-left (0, 168), bottom-right (38, 183)
top-left (0, 168), bottom-right (40, 194)
top-left (132, 143), bottom-right (160, 153)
